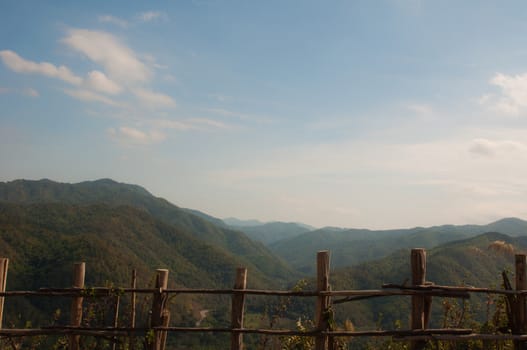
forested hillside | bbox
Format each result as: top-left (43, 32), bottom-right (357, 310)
top-left (326, 232), bottom-right (523, 330)
top-left (0, 179), bottom-right (297, 284)
top-left (270, 219), bottom-right (527, 273)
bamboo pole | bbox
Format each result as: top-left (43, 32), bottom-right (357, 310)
top-left (69, 262), bottom-right (85, 350)
top-left (231, 267), bottom-right (247, 350)
top-left (315, 251), bottom-right (330, 350)
top-left (0, 258), bottom-right (8, 329)
top-left (410, 249), bottom-right (427, 350)
top-left (150, 269), bottom-right (169, 350)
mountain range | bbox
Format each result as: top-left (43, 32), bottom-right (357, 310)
top-left (2, 177), bottom-right (527, 346)
top-left (267, 218), bottom-right (527, 273)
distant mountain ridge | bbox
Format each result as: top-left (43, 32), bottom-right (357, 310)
top-left (269, 217), bottom-right (527, 273)
top-left (232, 222), bottom-right (314, 245)
top-left (223, 217), bottom-right (266, 227)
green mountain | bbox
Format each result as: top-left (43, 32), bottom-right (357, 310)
top-left (183, 208), bottom-right (227, 228)
top-left (0, 202), bottom-right (289, 290)
top-left (328, 232), bottom-right (524, 330)
top-left (0, 179), bottom-right (297, 284)
top-left (269, 219), bottom-right (527, 273)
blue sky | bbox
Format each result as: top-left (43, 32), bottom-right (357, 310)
top-left (2, 1), bottom-right (527, 229)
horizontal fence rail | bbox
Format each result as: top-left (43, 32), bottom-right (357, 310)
top-left (0, 250), bottom-right (525, 350)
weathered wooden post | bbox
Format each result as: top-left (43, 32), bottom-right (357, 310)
top-left (159, 310), bottom-right (171, 350)
top-left (69, 262), bottom-right (85, 350)
top-left (231, 267), bottom-right (247, 350)
top-left (515, 254), bottom-right (526, 350)
top-left (315, 250), bottom-right (330, 350)
top-left (150, 269), bottom-right (169, 350)
top-left (112, 293), bottom-right (120, 350)
top-left (410, 249), bottom-right (427, 350)
top-left (0, 258), bottom-right (9, 329)
top-left (130, 269), bottom-right (137, 350)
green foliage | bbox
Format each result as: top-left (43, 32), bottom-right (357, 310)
top-left (0, 178), bottom-right (299, 287)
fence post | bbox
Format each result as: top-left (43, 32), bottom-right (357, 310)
top-left (0, 258), bottom-right (8, 329)
top-left (231, 267), bottom-right (247, 350)
top-left (69, 262), bottom-right (85, 350)
top-left (410, 249), bottom-right (427, 350)
top-left (515, 254), bottom-right (526, 350)
top-left (111, 293), bottom-right (120, 350)
top-left (150, 269), bottom-right (169, 350)
top-left (315, 251), bottom-right (330, 350)
top-left (130, 269), bottom-right (137, 350)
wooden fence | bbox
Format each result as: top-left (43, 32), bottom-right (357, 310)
top-left (0, 249), bottom-right (525, 350)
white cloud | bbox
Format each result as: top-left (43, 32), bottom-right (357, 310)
top-left (107, 126), bottom-right (165, 145)
top-left (2, 30), bottom-right (177, 110)
top-left (62, 29), bottom-right (150, 85)
top-left (187, 118), bottom-right (230, 129)
top-left (151, 119), bottom-right (193, 131)
top-left (98, 15), bottom-right (128, 28)
top-left (0, 50), bottom-right (120, 96)
top-left (64, 88), bottom-right (121, 107)
top-left (138, 11), bottom-right (166, 22)
top-left (0, 50), bottom-right (82, 85)
top-left (482, 72), bottom-right (527, 116)
top-left (84, 70), bottom-right (122, 94)
top-left (132, 88), bottom-right (176, 108)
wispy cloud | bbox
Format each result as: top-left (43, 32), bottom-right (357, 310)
top-left (107, 126), bottom-right (166, 145)
top-left (62, 29), bottom-right (150, 85)
top-left (132, 88), bottom-right (176, 108)
top-left (481, 72), bottom-right (527, 116)
top-left (98, 15), bottom-right (128, 28)
top-left (0, 50), bottom-right (82, 85)
top-left (64, 89), bottom-right (121, 107)
top-left (137, 11), bottom-right (166, 22)
top-left (2, 29), bottom-right (178, 110)
top-left (150, 119), bottom-right (194, 131)
top-left (0, 50), bottom-right (122, 96)
top-left (187, 118), bottom-right (230, 129)
top-left (84, 70), bottom-right (122, 95)
top-left (204, 107), bottom-right (273, 123)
